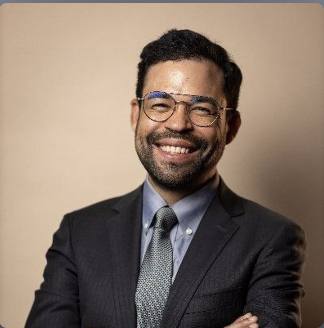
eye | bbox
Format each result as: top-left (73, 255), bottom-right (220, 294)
top-left (146, 97), bottom-right (173, 112)
top-left (190, 105), bottom-right (216, 116)
top-left (150, 102), bottom-right (172, 112)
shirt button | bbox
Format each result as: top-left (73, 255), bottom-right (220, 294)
top-left (144, 223), bottom-right (149, 228)
top-left (186, 228), bottom-right (193, 235)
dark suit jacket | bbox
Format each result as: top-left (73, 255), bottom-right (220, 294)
top-left (25, 179), bottom-right (306, 328)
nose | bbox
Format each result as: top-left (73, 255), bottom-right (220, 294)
top-left (164, 101), bottom-right (194, 132)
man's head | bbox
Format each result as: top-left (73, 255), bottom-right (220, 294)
top-left (131, 29), bottom-right (242, 194)
top-left (136, 29), bottom-right (242, 109)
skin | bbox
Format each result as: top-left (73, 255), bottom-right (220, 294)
top-left (131, 59), bottom-right (241, 205)
top-left (225, 313), bottom-right (259, 328)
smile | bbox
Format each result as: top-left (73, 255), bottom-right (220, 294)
top-left (160, 145), bottom-right (190, 154)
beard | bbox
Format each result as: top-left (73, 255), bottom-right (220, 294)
top-left (134, 127), bottom-right (226, 191)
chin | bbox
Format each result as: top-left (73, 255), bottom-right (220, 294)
top-left (147, 163), bottom-right (211, 191)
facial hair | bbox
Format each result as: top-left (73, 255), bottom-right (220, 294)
top-left (134, 127), bottom-right (226, 191)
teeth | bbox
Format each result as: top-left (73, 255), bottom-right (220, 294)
top-left (160, 145), bottom-right (190, 154)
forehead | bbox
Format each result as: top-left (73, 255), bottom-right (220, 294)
top-left (143, 59), bottom-right (224, 99)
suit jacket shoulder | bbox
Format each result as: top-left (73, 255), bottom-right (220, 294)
top-left (64, 185), bottom-right (143, 225)
top-left (219, 179), bottom-right (305, 241)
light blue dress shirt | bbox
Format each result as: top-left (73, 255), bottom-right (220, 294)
top-left (141, 175), bottom-right (219, 282)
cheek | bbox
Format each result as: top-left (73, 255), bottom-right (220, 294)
top-left (203, 127), bottom-right (223, 145)
top-left (214, 118), bottom-right (227, 138)
top-left (202, 129), bottom-right (226, 153)
top-left (137, 116), bottom-right (162, 136)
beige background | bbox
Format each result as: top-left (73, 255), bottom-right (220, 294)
top-left (0, 3), bottom-right (323, 328)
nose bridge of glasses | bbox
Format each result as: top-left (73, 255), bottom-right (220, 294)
top-left (171, 99), bottom-right (194, 125)
top-left (174, 99), bottom-right (191, 112)
top-left (164, 104), bottom-right (192, 130)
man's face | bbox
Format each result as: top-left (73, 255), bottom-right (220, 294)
top-left (131, 59), bottom-right (237, 191)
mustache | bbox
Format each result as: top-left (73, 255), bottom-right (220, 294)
top-left (146, 130), bottom-right (208, 150)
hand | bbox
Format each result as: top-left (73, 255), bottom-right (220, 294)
top-left (224, 313), bottom-right (258, 328)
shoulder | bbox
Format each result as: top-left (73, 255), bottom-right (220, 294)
top-left (242, 197), bottom-right (293, 226)
top-left (220, 178), bottom-right (303, 230)
top-left (242, 197), bottom-right (302, 231)
top-left (235, 197), bottom-right (306, 252)
top-left (62, 185), bottom-right (143, 225)
top-left (219, 178), bottom-right (305, 245)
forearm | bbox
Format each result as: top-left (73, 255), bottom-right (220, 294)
top-left (243, 222), bottom-right (306, 328)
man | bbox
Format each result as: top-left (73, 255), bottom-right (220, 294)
top-left (25, 29), bottom-right (306, 328)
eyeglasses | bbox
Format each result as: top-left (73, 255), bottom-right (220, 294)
top-left (137, 91), bottom-right (234, 127)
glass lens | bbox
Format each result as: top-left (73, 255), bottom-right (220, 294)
top-left (143, 92), bottom-right (175, 121)
top-left (189, 99), bottom-right (220, 126)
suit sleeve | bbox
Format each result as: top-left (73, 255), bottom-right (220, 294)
top-left (25, 215), bottom-right (81, 328)
top-left (243, 221), bottom-right (306, 328)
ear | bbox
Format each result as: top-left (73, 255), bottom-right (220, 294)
top-left (225, 111), bottom-right (241, 145)
top-left (130, 98), bottom-right (140, 132)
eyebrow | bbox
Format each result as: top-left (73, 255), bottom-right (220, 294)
top-left (190, 95), bottom-right (218, 106)
top-left (146, 91), bottom-right (219, 106)
top-left (147, 91), bottom-right (170, 100)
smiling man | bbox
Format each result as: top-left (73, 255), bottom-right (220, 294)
top-left (25, 30), bottom-right (306, 328)
top-left (131, 60), bottom-right (231, 204)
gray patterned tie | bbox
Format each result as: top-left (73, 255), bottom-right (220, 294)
top-left (135, 206), bottom-right (178, 328)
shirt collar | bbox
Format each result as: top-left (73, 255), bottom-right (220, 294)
top-left (142, 175), bottom-right (219, 236)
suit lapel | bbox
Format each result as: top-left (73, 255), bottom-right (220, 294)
top-left (161, 179), bottom-right (244, 328)
top-left (106, 186), bottom-right (143, 328)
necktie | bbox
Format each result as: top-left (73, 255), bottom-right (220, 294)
top-left (135, 206), bottom-right (178, 328)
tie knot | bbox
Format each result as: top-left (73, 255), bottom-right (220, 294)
top-left (154, 207), bottom-right (178, 232)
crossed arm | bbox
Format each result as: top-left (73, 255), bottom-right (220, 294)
top-left (226, 219), bottom-right (305, 328)
top-left (25, 215), bottom-right (306, 328)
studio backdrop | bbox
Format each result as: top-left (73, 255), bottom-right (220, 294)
top-left (0, 3), bottom-right (323, 328)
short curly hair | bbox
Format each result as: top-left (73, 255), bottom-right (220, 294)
top-left (136, 29), bottom-right (243, 109)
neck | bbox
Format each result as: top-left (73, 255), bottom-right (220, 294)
top-left (148, 173), bottom-right (218, 206)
